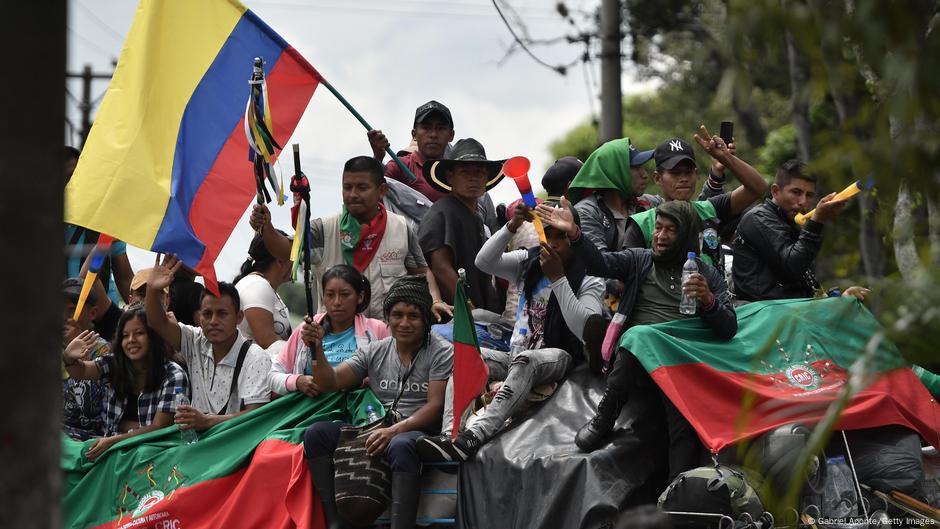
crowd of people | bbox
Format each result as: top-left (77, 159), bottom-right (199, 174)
top-left (64, 100), bottom-right (888, 528)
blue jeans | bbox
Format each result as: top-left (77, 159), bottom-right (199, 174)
top-left (303, 421), bottom-right (425, 474)
top-left (432, 322), bottom-right (510, 352)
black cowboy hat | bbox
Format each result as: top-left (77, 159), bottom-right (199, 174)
top-left (425, 138), bottom-right (505, 194)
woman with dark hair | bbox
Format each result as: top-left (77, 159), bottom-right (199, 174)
top-left (234, 231), bottom-right (293, 352)
top-left (62, 306), bottom-right (189, 461)
top-left (270, 264), bottom-right (389, 396)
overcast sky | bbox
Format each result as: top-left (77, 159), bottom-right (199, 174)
top-left (67, 0), bottom-right (653, 282)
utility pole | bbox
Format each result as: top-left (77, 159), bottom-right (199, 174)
top-left (66, 64), bottom-right (112, 147)
top-left (598, 0), bottom-right (622, 142)
top-left (1, 1), bottom-right (65, 528)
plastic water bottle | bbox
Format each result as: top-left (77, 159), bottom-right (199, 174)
top-left (510, 328), bottom-right (529, 356)
top-left (365, 405), bottom-right (381, 423)
top-left (174, 387), bottom-right (198, 445)
top-left (679, 252), bottom-right (699, 315)
top-left (822, 456), bottom-right (857, 519)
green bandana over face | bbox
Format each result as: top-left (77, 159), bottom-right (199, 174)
top-left (653, 200), bottom-right (702, 266)
top-left (566, 137), bottom-right (633, 203)
top-left (339, 206), bottom-right (362, 267)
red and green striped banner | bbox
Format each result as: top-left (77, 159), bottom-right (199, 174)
top-left (619, 297), bottom-right (940, 452)
top-left (63, 390), bottom-right (380, 529)
top-left (450, 275), bottom-right (489, 439)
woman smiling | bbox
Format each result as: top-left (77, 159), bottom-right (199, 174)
top-left (62, 305), bottom-right (189, 461)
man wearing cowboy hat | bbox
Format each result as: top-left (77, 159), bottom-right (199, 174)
top-left (367, 101), bottom-right (501, 233)
top-left (418, 138), bottom-right (505, 314)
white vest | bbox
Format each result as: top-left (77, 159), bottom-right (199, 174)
top-left (318, 211), bottom-right (410, 320)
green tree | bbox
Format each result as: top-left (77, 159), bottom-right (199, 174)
top-left (552, 0), bottom-right (940, 516)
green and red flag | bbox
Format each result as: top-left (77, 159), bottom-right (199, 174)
top-left (63, 390), bottom-right (380, 529)
top-left (619, 297), bottom-right (940, 452)
top-left (450, 272), bottom-right (490, 440)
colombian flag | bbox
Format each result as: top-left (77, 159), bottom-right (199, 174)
top-left (65, 0), bottom-right (319, 292)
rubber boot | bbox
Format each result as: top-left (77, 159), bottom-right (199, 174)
top-left (306, 456), bottom-right (345, 529)
top-left (575, 385), bottom-right (625, 452)
top-left (390, 472), bottom-right (421, 529)
top-left (575, 350), bottom-right (631, 452)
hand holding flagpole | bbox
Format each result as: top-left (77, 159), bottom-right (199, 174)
top-left (246, 57), bottom-right (285, 207)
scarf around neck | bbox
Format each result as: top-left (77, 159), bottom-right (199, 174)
top-left (340, 203), bottom-right (388, 272)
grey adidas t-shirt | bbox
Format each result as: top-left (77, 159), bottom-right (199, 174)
top-left (344, 333), bottom-right (453, 418)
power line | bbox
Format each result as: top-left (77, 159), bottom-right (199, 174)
top-left (582, 53), bottom-right (598, 124)
top-left (74, 1), bottom-right (126, 44)
top-left (491, 0), bottom-right (569, 75)
top-left (251, 0), bottom-right (560, 20)
top-left (67, 26), bottom-right (117, 60)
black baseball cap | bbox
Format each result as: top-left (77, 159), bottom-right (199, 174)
top-left (63, 277), bottom-right (98, 306)
top-left (414, 100), bottom-right (453, 127)
top-left (541, 157), bottom-right (582, 197)
top-left (654, 138), bottom-right (696, 170)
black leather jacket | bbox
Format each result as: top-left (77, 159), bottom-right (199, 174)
top-left (731, 199), bottom-right (823, 302)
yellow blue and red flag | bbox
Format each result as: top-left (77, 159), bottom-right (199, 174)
top-left (65, 0), bottom-right (319, 292)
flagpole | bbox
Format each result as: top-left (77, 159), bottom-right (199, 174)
top-left (313, 74), bottom-right (418, 184)
top-left (292, 143), bottom-right (315, 318)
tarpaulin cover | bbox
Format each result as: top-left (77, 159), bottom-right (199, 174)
top-left (458, 366), bottom-right (664, 529)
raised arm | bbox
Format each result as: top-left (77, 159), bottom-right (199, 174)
top-left (248, 204), bottom-right (292, 261)
top-left (145, 255), bottom-right (182, 351)
top-left (694, 126), bottom-right (768, 216)
top-left (62, 330), bottom-right (103, 380)
top-left (698, 142), bottom-right (736, 200)
top-left (474, 214), bottom-right (530, 282)
top-left (367, 129), bottom-right (390, 162)
top-left (537, 198), bottom-right (637, 280)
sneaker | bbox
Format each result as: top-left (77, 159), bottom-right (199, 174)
top-left (416, 431), bottom-right (482, 463)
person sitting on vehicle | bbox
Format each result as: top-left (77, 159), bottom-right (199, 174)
top-left (62, 305), bottom-right (189, 460)
top-left (416, 202), bottom-right (605, 462)
top-left (145, 255), bottom-right (272, 431)
top-left (62, 277), bottom-right (110, 441)
top-left (249, 155), bottom-right (449, 322)
top-left (301, 275), bottom-right (453, 529)
top-left (234, 231), bottom-right (293, 355)
top-left (540, 199), bottom-right (736, 481)
top-left (270, 264), bottom-right (389, 397)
